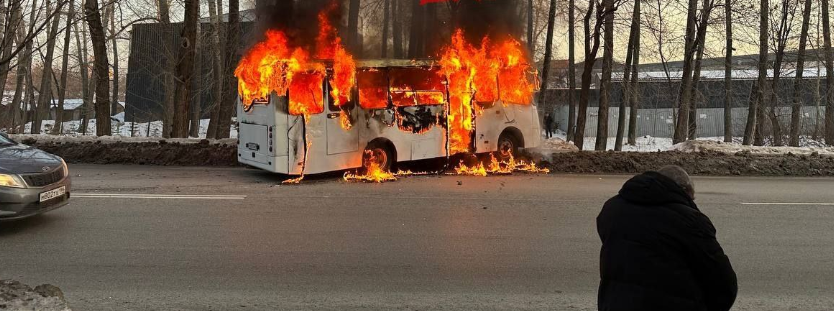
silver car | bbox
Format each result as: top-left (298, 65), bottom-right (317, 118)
top-left (0, 132), bottom-right (71, 220)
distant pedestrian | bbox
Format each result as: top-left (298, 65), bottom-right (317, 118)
top-left (597, 166), bottom-right (737, 311)
top-left (544, 113), bottom-right (554, 139)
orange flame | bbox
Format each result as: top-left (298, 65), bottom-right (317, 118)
top-left (343, 151), bottom-right (398, 183)
top-left (439, 29), bottom-right (537, 154)
top-left (235, 3), bottom-right (356, 121)
top-left (454, 153), bottom-right (549, 176)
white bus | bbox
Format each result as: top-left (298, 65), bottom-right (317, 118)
top-left (237, 59), bottom-right (541, 175)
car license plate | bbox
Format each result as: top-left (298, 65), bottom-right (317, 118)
top-left (39, 186), bottom-right (66, 203)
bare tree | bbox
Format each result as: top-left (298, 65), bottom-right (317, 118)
top-left (824, 0), bottom-right (834, 144)
top-left (744, 0), bottom-right (768, 145)
top-left (381, 0), bottom-right (390, 58)
top-left (75, 19), bottom-right (91, 134)
top-left (109, 2), bottom-right (120, 114)
top-left (627, 0), bottom-right (640, 145)
top-left (158, 0), bottom-right (174, 137)
top-left (53, 0), bottom-right (76, 134)
top-left (616, 0), bottom-right (640, 151)
top-left (348, 0), bottom-right (361, 55)
top-left (766, 0), bottom-right (798, 146)
top-left (687, 0), bottom-right (714, 141)
top-left (33, 0), bottom-right (66, 134)
top-left (408, 0), bottom-right (423, 58)
top-left (594, 0), bottom-right (616, 151)
top-left (527, 0), bottom-right (534, 54)
top-left (566, 0), bottom-right (577, 141)
top-left (790, 0), bottom-right (812, 146)
top-left (723, 0), bottom-right (733, 142)
top-left (574, 0), bottom-right (603, 150)
top-left (86, 0), bottom-right (111, 136)
top-left (392, 0), bottom-right (403, 58)
top-left (673, 0), bottom-right (700, 144)
top-left (216, 0), bottom-right (240, 139)
top-left (170, 0), bottom-right (199, 137)
top-left (537, 0), bottom-right (557, 113)
top-left (205, 0), bottom-right (224, 139)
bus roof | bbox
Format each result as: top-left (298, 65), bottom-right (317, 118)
top-left (356, 59), bottom-right (438, 69)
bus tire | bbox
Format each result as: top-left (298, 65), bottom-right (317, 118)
top-left (497, 130), bottom-right (522, 160)
top-left (364, 140), bottom-right (395, 172)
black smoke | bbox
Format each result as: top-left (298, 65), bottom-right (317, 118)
top-left (454, 0), bottom-right (524, 44)
top-left (248, 0), bottom-right (342, 50)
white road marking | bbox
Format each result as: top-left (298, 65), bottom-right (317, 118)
top-left (741, 202), bottom-right (834, 206)
top-left (73, 193), bottom-right (246, 200)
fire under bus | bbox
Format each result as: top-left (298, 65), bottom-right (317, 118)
top-left (236, 59), bottom-right (542, 176)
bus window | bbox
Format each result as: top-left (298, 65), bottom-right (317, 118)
top-left (358, 69), bottom-right (389, 110)
top-left (389, 67), bottom-right (446, 107)
top-left (326, 80), bottom-right (356, 112)
top-left (288, 71), bottom-right (326, 116)
top-left (498, 67), bottom-right (535, 105)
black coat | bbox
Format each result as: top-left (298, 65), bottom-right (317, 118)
top-left (597, 172), bottom-right (737, 311)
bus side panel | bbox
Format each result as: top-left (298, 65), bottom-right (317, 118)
top-left (475, 104), bottom-right (505, 153)
top-left (516, 104), bottom-right (542, 149)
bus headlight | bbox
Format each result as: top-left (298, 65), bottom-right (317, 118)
top-left (0, 174), bottom-right (25, 188)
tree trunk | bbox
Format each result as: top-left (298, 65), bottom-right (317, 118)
top-left (0, 0), bottom-right (23, 99)
top-left (86, 0), bottom-right (111, 136)
top-left (205, 0), bottom-right (224, 139)
top-left (34, 0), bottom-right (64, 134)
top-left (673, 0), bottom-right (699, 143)
top-left (75, 19), bottom-right (91, 134)
top-left (347, 0), bottom-right (361, 56)
top-left (109, 3), bottom-right (120, 115)
top-left (574, 1), bottom-right (602, 150)
top-left (537, 0), bottom-right (557, 112)
top-left (791, 0), bottom-right (812, 146)
top-left (566, 0), bottom-right (576, 141)
top-left (768, 0), bottom-right (793, 146)
top-left (627, 0), bottom-right (641, 145)
top-left (53, 0), bottom-right (75, 135)
top-left (170, 0), bottom-right (199, 138)
top-left (392, 0), bottom-right (403, 58)
top-left (158, 0), bottom-right (174, 138)
top-left (595, 0), bottom-right (615, 151)
top-left (823, 0), bottom-right (834, 144)
top-left (9, 21), bottom-right (28, 133)
top-left (616, 0), bottom-right (639, 151)
top-left (745, 0), bottom-right (768, 145)
top-left (723, 0), bottom-right (733, 142)
top-left (688, 1), bottom-right (711, 141)
top-left (408, 0), bottom-right (423, 58)
top-left (381, 0), bottom-right (390, 58)
top-left (216, 0), bottom-right (239, 139)
top-left (189, 23), bottom-right (202, 137)
top-left (527, 0), bottom-right (534, 54)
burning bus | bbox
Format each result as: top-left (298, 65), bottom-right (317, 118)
top-left (234, 3), bottom-right (542, 179)
top-left (236, 57), bottom-right (541, 177)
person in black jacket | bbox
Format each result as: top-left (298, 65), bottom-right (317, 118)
top-left (597, 166), bottom-right (737, 311)
top-left (544, 113), bottom-right (554, 138)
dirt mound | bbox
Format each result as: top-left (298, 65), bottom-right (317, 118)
top-left (545, 150), bottom-right (834, 176)
top-left (0, 280), bottom-right (71, 311)
top-left (22, 137), bottom-right (238, 166)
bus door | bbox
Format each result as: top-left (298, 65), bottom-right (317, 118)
top-left (325, 82), bottom-right (360, 155)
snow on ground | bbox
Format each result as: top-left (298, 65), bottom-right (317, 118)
top-left (543, 130), bottom-right (834, 155)
top-left (16, 118), bottom-right (238, 139)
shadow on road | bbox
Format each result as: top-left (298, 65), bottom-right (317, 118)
top-left (0, 215), bottom-right (60, 236)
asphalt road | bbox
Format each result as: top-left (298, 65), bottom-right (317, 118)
top-left (2, 165), bottom-right (834, 311)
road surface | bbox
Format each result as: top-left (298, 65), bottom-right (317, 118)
top-left (2, 165), bottom-right (833, 310)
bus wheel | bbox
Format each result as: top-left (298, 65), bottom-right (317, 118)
top-left (364, 142), bottom-right (394, 172)
top-left (497, 132), bottom-right (520, 160)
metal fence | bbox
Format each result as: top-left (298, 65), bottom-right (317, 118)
top-left (553, 106), bottom-right (829, 138)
